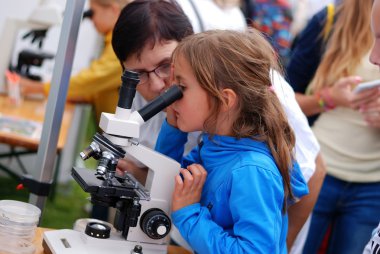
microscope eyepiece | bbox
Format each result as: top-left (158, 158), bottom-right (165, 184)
top-left (138, 85), bottom-right (183, 122)
top-left (118, 70), bottom-right (140, 110)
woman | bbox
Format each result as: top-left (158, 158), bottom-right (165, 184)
top-left (286, 0), bottom-right (380, 253)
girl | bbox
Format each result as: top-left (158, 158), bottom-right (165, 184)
top-left (155, 29), bottom-right (309, 253)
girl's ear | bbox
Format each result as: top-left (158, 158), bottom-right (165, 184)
top-left (221, 88), bottom-right (237, 112)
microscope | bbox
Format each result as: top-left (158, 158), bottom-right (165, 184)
top-left (42, 70), bottom-right (183, 254)
top-left (15, 49), bottom-right (54, 81)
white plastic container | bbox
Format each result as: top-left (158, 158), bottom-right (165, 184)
top-left (0, 234), bottom-right (36, 254)
top-left (0, 200), bottom-right (41, 225)
top-left (0, 200), bottom-right (41, 254)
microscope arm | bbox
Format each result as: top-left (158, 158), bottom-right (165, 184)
top-left (123, 141), bottom-right (180, 202)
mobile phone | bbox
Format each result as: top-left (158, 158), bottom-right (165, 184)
top-left (353, 79), bottom-right (380, 93)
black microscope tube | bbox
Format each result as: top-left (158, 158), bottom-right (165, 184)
top-left (118, 70), bottom-right (140, 109)
top-left (138, 85), bottom-right (183, 122)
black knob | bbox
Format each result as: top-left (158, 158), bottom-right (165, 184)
top-left (131, 245), bottom-right (143, 254)
top-left (140, 209), bottom-right (171, 239)
top-left (85, 222), bottom-right (111, 239)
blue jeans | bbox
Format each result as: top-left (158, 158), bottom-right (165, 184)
top-left (303, 174), bottom-right (380, 254)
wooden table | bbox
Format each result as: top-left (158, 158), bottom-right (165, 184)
top-left (32, 228), bottom-right (191, 254)
top-left (0, 95), bottom-right (75, 196)
top-left (0, 95), bottom-right (74, 151)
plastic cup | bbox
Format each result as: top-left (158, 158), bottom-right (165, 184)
top-left (0, 200), bottom-right (41, 225)
top-left (0, 200), bottom-right (41, 254)
top-left (7, 79), bottom-right (22, 106)
top-left (0, 234), bottom-right (36, 254)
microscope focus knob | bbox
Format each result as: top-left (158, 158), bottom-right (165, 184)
top-left (140, 208), bottom-right (171, 239)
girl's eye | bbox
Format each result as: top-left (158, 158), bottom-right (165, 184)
top-left (179, 84), bottom-right (186, 91)
top-left (176, 83), bottom-right (186, 91)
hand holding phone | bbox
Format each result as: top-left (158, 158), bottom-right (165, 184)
top-left (353, 79), bottom-right (380, 93)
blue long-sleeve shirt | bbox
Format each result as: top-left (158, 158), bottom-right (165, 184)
top-left (155, 120), bottom-right (309, 254)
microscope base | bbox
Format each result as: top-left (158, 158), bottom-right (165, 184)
top-left (43, 229), bottom-right (167, 254)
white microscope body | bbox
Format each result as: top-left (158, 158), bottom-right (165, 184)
top-left (43, 70), bottom-right (183, 254)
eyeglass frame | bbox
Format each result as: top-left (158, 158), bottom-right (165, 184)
top-left (135, 63), bottom-right (172, 85)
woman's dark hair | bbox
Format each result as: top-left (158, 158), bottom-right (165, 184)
top-left (112, 0), bottom-right (194, 63)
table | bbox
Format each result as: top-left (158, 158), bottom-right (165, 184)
top-left (0, 95), bottom-right (74, 196)
top-left (0, 95), bottom-right (73, 151)
top-left (32, 227), bottom-right (191, 254)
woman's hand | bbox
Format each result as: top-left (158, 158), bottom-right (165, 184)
top-left (348, 86), bottom-right (380, 128)
top-left (350, 86), bottom-right (380, 110)
top-left (171, 164), bottom-right (207, 212)
top-left (329, 76), bottom-right (362, 108)
top-left (116, 158), bottom-right (148, 185)
top-left (357, 91), bottom-right (380, 128)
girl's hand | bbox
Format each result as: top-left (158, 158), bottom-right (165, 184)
top-left (171, 164), bottom-right (207, 212)
top-left (329, 76), bottom-right (362, 108)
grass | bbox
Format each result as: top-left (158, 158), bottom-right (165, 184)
top-left (0, 177), bottom-right (91, 229)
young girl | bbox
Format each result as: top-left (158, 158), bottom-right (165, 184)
top-left (155, 29), bottom-right (309, 253)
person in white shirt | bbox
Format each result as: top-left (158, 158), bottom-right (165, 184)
top-left (176, 0), bottom-right (246, 33)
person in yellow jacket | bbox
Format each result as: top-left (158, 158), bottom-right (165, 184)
top-left (19, 0), bottom-right (132, 123)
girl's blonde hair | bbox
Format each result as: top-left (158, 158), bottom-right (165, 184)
top-left (309, 0), bottom-right (373, 93)
top-left (172, 29), bottom-right (296, 211)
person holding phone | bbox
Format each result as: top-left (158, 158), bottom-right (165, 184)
top-left (361, 1), bottom-right (380, 253)
top-left (286, 0), bottom-right (380, 253)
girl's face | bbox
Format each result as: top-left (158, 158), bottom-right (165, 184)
top-left (172, 55), bottom-right (211, 133)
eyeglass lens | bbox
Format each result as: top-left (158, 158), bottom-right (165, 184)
top-left (139, 63), bottom-right (171, 84)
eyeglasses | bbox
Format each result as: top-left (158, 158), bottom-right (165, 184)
top-left (137, 63), bottom-right (171, 84)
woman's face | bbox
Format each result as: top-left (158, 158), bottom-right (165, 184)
top-left (171, 54), bottom-right (211, 133)
top-left (123, 40), bottom-right (178, 101)
top-left (89, 1), bottom-right (119, 35)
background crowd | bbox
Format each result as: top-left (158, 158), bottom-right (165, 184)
top-left (10, 0), bottom-right (380, 253)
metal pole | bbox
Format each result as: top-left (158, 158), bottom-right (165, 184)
top-left (29, 0), bottom-right (85, 214)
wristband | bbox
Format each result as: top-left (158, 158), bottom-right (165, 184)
top-left (315, 88), bottom-right (336, 112)
top-left (320, 88), bottom-right (336, 110)
top-left (315, 92), bottom-right (327, 112)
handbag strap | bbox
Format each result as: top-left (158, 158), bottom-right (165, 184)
top-left (323, 3), bottom-right (335, 41)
